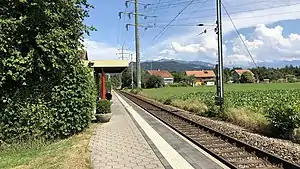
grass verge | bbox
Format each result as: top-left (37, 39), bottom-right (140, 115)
top-left (0, 124), bottom-right (98, 169)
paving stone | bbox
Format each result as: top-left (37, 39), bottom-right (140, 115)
top-left (125, 163), bottom-right (138, 167)
top-left (145, 164), bottom-right (160, 169)
top-left (132, 166), bottom-right (146, 169)
top-left (89, 93), bottom-right (164, 169)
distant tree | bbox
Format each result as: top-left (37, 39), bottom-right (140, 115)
top-left (121, 69), bottom-right (132, 88)
top-left (186, 75), bottom-right (196, 86)
top-left (223, 68), bottom-right (232, 83)
top-left (171, 72), bottom-right (186, 83)
top-left (145, 75), bottom-right (164, 88)
top-left (110, 75), bottom-right (121, 89)
top-left (240, 72), bottom-right (255, 83)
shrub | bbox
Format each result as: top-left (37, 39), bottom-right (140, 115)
top-left (171, 99), bottom-right (208, 116)
top-left (130, 88), bottom-right (142, 94)
top-left (266, 103), bottom-right (300, 139)
top-left (163, 98), bottom-right (173, 105)
top-left (145, 75), bottom-right (164, 88)
top-left (96, 100), bottom-right (112, 114)
top-left (240, 72), bottom-right (255, 83)
top-left (228, 108), bottom-right (269, 132)
top-left (169, 82), bottom-right (189, 87)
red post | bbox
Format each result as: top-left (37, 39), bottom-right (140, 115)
top-left (101, 69), bottom-right (106, 99)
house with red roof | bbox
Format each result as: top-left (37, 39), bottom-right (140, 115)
top-left (232, 69), bottom-right (254, 82)
top-left (147, 70), bottom-right (174, 85)
top-left (185, 70), bottom-right (216, 86)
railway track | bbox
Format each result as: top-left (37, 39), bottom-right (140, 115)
top-left (120, 91), bottom-right (300, 169)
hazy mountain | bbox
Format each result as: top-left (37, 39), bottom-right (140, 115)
top-left (240, 60), bottom-right (300, 68)
top-left (258, 60), bottom-right (300, 68)
top-left (128, 59), bottom-right (300, 73)
top-left (140, 59), bottom-right (214, 72)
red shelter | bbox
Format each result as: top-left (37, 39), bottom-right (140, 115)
top-left (88, 60), bottom-right (128, 100)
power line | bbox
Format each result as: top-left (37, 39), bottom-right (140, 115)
top-left (148, 0), bottom-right (190, 5)
top-left (120, 7), bottom-right (129, 49)
top-left (148, 3), bottom-right (300, 24)
top-left (179, 0), bottom-right (284, 16)
top-left (150, 0), bottom-right (206, 46)
top-left (221, 2), bottom-right (259, 68)
top-left (117, 5), bottom-right (128, 49)
top-left (144, 0), bottom-right (205, 11)
top-left (138, 0), bottom-right (162, 40)
top-left (139, 23), bottom-right (214, 27)
top-left (183, 0), bottom-right (210, 19)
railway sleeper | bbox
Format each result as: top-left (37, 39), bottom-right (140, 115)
top-left (224, 152), bottom-right (257, 159)
top-left (177, 128), bottom-right (204, 133)
top-left (203, 142), bottom-right (233, 149)
top-left (184, 131), bottom-right (208, 136)
top-left (212, 147), bottom-right (243, 154)
top-left (234, 162), bottom-right (277, 169)
top-left (227, 156), bottom-right (260, 163)
top-left (195, 139), bottom-right (223, 144)
top-left (187, 134), bottom-right (216, 140)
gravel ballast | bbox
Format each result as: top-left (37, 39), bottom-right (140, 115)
top-left (135, 93), bottom-right (300, 165)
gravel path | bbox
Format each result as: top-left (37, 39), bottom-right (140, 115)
top-left (137, 94), bottom-right (300, 165)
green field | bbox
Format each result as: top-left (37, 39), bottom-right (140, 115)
top-left (142, 83), bottom-right (300, 99)
top-left (141, 83), bottom-right (300, 140)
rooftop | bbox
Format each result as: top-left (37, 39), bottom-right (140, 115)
top-left (185, 70), bottom-right (216, 78)
top-left (89, 60), bottom-right (129, 73)
top-left (147, 70), bottom-right (173, 78)
top-left (234, 69), bottom-right (253, 75)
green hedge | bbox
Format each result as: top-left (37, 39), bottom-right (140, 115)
top-left (0, 0), bottom-right (96, 143)
top-left (0, 64), bottom-right (96, 142)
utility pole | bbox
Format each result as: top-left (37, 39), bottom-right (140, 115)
top-left (134, 0), bottom-right (141, 88)
top-left (116, 46), bottom-right (131, 60)
top-left (131, 54), bottom-right (134, 89)
top-left (119, 1), bottom-right (156, 89)
top-left (215, 0), bottom-right (224, 106)
top-left (116, 47), bottom-right (132, 89)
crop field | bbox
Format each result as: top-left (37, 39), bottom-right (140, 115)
top-left (142, 83), bottom-right (300, 139)
top-left (142, 83), bottom-right (300, 99)
top-left (143, 83), bottom-right (300, 113)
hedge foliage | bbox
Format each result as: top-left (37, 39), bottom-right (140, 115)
top-left (0, 0), bottom-right (96, 143)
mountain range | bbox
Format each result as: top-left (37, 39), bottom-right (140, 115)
top-left (140, 59), bottom-right (215, 72)
top-left (138, 59), bottom-right (300, 72)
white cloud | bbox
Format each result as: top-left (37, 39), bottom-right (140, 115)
top-left (83, 39), bottom-right (135, 62)
top-left (159, 49), bottom-right (176, 55)
top-left (171, 42), bottom-right (207, 53)
top-left (227, 24), bottom-right (300, 64)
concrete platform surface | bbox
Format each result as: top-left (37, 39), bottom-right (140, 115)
top-left (89, 92), bottom-right (164, 169)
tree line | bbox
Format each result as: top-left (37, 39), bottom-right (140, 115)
top-left (226, 65), bottom-right (300, 83)
top-left (113, 65), bottom-right (300, 89)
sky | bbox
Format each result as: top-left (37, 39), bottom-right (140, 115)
top-left (83, 0), bottom-right (300, 67)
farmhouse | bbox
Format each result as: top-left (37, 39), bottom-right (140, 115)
top-left (185, 70), bottom-right (216, 86)
top-left (232, 69), bottom-right (254, 82)
top-left (147, 70), bottom-right (174, 85)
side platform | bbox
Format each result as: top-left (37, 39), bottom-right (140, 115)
top-left (90, 91), bottom-right (228, 169)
